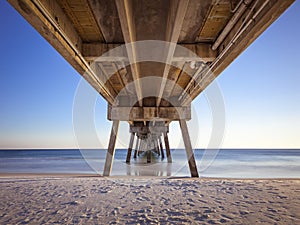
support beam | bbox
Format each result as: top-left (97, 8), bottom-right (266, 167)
top-left (146, 136), bottom-right (152, 163)
top-left (82, 42), bottom-right (216, 63)
top-left (108, 106), bottom-right (191, 121)
top-left (155, 139), bottom-right (160, 156)
top-left (139, 138), bottom-right (146, 156)
top-left (94, 63), bottom-right (118, 98)
top-left (126, 132), bottom-right (135, 163)
top-left (164, 133), bottom-right (172, 163)
top-left (159, 136), bottom-right (165, 160)
top-left (156, 0), bottom-right (189, 107)
top-left (111, 63), bottom-right (129, 96)
top-left (133, 135), bottom-right (139, 159)
top-left (115, 0), bottom-right (143, 106)
top-left (147, 150), bottom-right (151, 163)
top-left (179, 120), bottom-right (199, 177)
top-left (103, 120), bottom-right (120, 176)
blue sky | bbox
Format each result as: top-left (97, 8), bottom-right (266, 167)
top-left (0, 1), bottom-right (299, 149)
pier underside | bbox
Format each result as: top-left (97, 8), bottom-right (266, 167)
top-left (104, 106), bottom-right (199, 177)
top-left (8, 0), bottom-right (295, 177)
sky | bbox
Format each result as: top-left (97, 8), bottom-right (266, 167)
top-left (0, 1), bottom-right (299, 149)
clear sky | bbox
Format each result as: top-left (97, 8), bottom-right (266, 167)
top-left (0, 1), bottom-right (299, 149)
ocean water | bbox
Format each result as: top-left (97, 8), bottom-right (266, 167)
top-left (0, 149), bottom-right (299, 178)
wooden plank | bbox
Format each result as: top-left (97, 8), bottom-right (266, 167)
top-left (179, 120), bottom-right (199, 177)
top-left (103, 120), bottom-right (119, 176)
top-left (126, 132), bottom-right (135, 163)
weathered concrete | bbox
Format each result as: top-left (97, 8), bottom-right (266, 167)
top-left (103, 120), bottom-right (119, 176)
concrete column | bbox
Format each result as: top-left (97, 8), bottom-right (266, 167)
top-left (146, 136), bottom-right (151, 163)
top-left (126, 132), bottom-right (135, 163)
top-left (138, 138), bottom-right (144, 156)
top-left (133, 136), bottom-right (139, 159)
top-left (155, 138), bottom-right (160, 156)
top-left (152, 137), bottom-right (160, 156)
top-left (103, 120), bottom-right (119, 176)
top-left (164, 132), bottom-right (172, 163)
top-left (179, 120), bottom-right (199, 177)
top-left (159, 136), bottom-right (165, 159)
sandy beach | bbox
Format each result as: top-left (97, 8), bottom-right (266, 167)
top-left (0, 175), bottom-right (299, 224)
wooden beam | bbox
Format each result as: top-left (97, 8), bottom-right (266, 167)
top-left (103, 120), bottom-right (119, 176)
top-left (8, 0), bottom-right (115, 104)
top-left (156, 0), bottom-right (189, 107)
top-left (115, 0), bottom-right (143, 106)
top-left (179, 120), bottom-right (199, 177)
top-left (126, 132), bottom-right (135, 163)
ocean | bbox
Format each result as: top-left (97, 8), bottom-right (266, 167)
top-left (0, 149), bottom-right (299, 178)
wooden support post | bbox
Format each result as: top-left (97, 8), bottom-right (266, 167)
top-left (159, 136), bottom-right (165, 159)
top-left (103, 120), bottom-right (120, 176)
top-left (179, 120), bottom-right (199, 177)
top-left (134, 136), bottom-right (139, 159)
top-left (164, 132), bottom-right (172, 163)
top-left (126, 132), bottom-right (135, 163)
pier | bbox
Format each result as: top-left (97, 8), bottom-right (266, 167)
top-left (8, 0), bottom-right (295, 177)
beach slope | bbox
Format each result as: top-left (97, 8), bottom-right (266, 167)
top-left (0, 176), bottom-right (299, 224)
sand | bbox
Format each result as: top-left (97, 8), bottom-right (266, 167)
top-left (0, 175), bottom-right (299, 224)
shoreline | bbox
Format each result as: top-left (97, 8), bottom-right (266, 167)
top-left (1, 173), bottom-right (300, 180)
